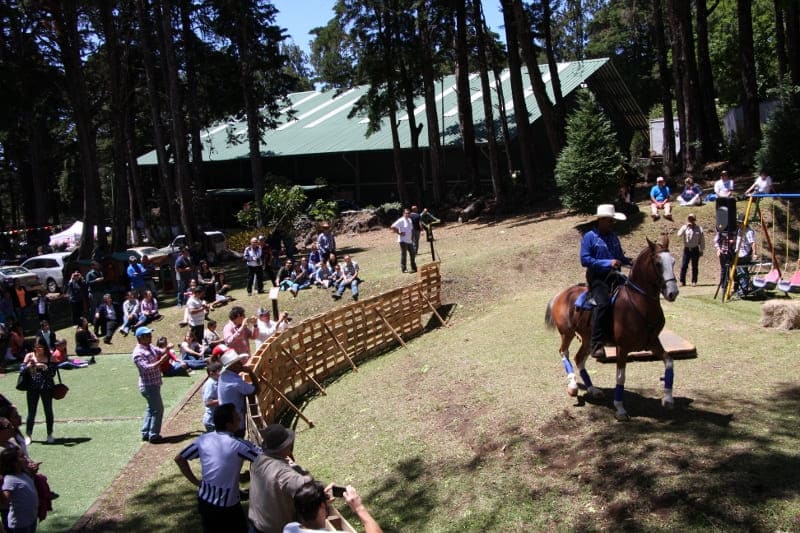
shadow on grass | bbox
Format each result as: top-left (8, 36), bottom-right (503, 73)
top-left (47, 436), bottom-right (91, 447)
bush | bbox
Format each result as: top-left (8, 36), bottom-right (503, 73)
top-left (756, 94), bottom-right (800, 187)
top-left (555, 90), bottom-right (624, 214)
top-left (227, 226), bottom-right (272, 253)
top-left (307, 199), bottom-right (337, 221)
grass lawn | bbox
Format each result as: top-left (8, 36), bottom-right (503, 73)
top-left (0, 354), bottom-right (203, 532)
top-left (7, 200), bottom-right (800, 531)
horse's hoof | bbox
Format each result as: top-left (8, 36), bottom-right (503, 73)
top-left (614, 411), bottom-right (630, 421)
top-left (661, 399), bottom-right (675, 410)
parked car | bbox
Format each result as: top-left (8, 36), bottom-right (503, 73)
top-left (0, 265), bottom-right (43, 293)
top-left (21, 252), bottom-right (72, 293)
top-left (125, 246), bottom-right (171, 267)
top-left (158, 231), bottom-right (228, 264)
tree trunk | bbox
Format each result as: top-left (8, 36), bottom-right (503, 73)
top-left (180, 0), bottom-right (206, 222)
top-left (695, 0), bottom-right (723, 158)
top-left (775, 0), bottom-right (788, 80)
top-left (135, 0), bottom-right (179, 233)
top-left (738, 0), bottom-right (761, 151)
top-left (669, 0), bottom-right (703, 169)
top-left (389, 106), bottom-right (408, 204)
top-left (786, 3), bottom-right (800, 87)
top-left (157, 0), bottom-right (196, 243)
top-left (51, 2), bottom-right (106, 257)
top-left (399, 61), bottom-right (423, 202)
top-left (512, 0), bottom-right (562, 155)
top-left (474, 0), bottom-right (504, 208)
top-left (455, 0), bottom-right (479, 194)
top-left (501, 0), bottom-right (538, 199)
top-left (653, 0), bottom-right (676, 172)
top-left (100, 1), bottom-right (131, 251)
top-left (493, 68), bottom-right (515, 179)
top-left (417, 4), bottom-right (443, 204)
top-left (541, 0), bottom-right (564, 119)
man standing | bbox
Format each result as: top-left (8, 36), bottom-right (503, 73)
top-left (580, 204), bottom-right (632, 360)
top-left (131, 326), bottom-right (169, 443)
top-left (677, 213), bottom-right (705, 286)
top-left (316, 222), bottom-right (336, 260)
top-left (127, 255), bottom-right (146, 297)
top-left (390, 208), bottom-right (417, 273)
top-left (243, 237), bottom-right (264, 296)
top-left (222, 306), bottom-right (259, 358)
top-left (186, 286), bottom-right (209, 343)
top-left (409, 205), bottom-right (422, 254)
top-left (174, 247), bottom-right (194, 308)
top-left (85, 261), bottom-right (104, 318)
top-left (217, 350), bottom-right (259, 438)
top-left (248, 424), bottom-right (314, 533)
top-left (649, 176), bottom-right (673, 221)
top-left (175, 403), bottom-right (261, 533)
top-left (66, 271), bottom-right (87, 326)
top-left (332, 254), bottom-right (360, 301)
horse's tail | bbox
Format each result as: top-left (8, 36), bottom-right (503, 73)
top-left (544, 296), bottom-right (556, 330)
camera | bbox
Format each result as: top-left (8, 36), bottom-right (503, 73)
top-left (331, 485), bottom-right (346, 498)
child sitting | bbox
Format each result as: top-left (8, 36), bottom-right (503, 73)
top-left (52, 338), bottom-right (88, 369)
top-left (156, 336), bottom-right (191, 377)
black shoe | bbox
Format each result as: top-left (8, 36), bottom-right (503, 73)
top-left (331, 294), bottom-right (341, 300)
top-left (141, 435), bottom-right (149, 442)
top-left (103, 338), bottom-right (112, 344)
top-left (149, 434), bottom-right (164, 443)
top-left (591, 345), bottom-right (607, 360)
top-left (50, 491), bottom-right (60, 500)
top-left (352, 294), bottom-right (358, 301)
top-left (89, 357), bottom-right (96, 365)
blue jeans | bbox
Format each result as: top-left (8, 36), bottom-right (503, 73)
top-left (140, 385), bottom-right (163, 439)
top-left (181, 355), bottom-right (207, 370)
top-left (336, 279), bottom-right (359, 298)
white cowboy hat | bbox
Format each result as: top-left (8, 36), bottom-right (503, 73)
top-left (595, 204), bottom-right (627, 221)
top-left (220, 350), bottom-right (248, 370)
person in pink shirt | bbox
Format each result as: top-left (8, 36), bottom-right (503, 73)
top-left (222, 306), bottom-right (259, 358)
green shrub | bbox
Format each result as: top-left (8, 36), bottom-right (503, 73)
top-left (307, 199), bottom-right (338, 221)
top-left (263, 185), bottom-right (308, 232)
top-left (756, 93), bottom-right (800, 187)
top-left (227, 226), bottom-right (272, 253)
top-left (555, 90), bottom-right (624, 215)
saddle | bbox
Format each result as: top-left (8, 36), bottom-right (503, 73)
top-left (575, 288), bottom-right (619, 310)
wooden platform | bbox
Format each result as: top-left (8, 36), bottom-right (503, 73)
top-left (603, 329), bottom-right (697, 362)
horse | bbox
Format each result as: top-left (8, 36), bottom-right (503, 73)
top-left (544, 236), bottom-right (679, 420)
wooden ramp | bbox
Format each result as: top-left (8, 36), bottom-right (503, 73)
top-left (603, 329), bottom-right (697, 362)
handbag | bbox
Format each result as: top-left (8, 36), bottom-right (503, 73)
top-left (16, 368), bottom-right (32, 391)
top-left (51, 367), bottom-right (68, 400)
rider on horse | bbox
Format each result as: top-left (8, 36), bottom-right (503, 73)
top-left (580, 204), bottom-right (632, 360)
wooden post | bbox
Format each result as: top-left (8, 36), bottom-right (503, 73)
top-left (281, 347), bottom-right (326, 395)
top-left (372, 306), bottom-right (409, 349)
top-left (269, 287), bottom-right (280, 321)
top-left (322, 322), bottom-right (358, 372)
top-left (420, 291), bottom-right (447, 327)
top-left (262, 378), bottom-right (315, 428)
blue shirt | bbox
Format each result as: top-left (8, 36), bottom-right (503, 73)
top-left (218, 370), bottom-right (256, 430)
top-left (127, 263), bottom-right (145, 290)
top-left (202, 377), bottom-right (218, 429)
top-left (580, 228), bottom-right (631, 277)
top-left (650, 184), bottom-right (670, 202)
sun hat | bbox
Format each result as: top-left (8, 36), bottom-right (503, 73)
top-left (657, 176), bottom-right (665, 182)
top-left (220, 349), bottom-right (248, 370)
top-left (595, 204), bottom-right (627, 221)
top-left (260, 424), bottom-right (295, 454)
top-left (687, 213), bottom-right (696, 221)
top-left (135, 326), bottom-right (154, 337)
top-left (319, 221), bottom-right (331, 229)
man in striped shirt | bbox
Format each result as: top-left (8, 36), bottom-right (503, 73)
top-left (175, 403), bottom-right (261, 532)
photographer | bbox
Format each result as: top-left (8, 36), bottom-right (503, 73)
top-left (222, 306), bottom-right (258, 358)
top-left (255, 308), bottom-right (289, 350)
top-left (284, 481), bottom-right (382, 533)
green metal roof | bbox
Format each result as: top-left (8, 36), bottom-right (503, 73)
top-left (137, 58), bottom-right (640, 166)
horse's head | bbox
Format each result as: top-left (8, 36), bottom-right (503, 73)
top-left (647, 236), bottom-right (679, 302)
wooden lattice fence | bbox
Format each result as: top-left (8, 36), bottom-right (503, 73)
top-left (245, 261), bottom-right (442, 436)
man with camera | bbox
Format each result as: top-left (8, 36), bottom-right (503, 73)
top-left (284, 481), bottom-right (383, 533)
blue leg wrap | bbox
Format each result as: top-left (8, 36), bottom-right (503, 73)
top-left (614, 384), bottom-right (624, 402)
top-left (664, 368), bottom-right (674, 389)
top-left (579, 369), bottom-right (593, 388)
top-left (562, 358), bottom-right (574, 374)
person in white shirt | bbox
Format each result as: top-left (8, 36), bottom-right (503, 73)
top-left (745, 170), bottom-right (775, 196)
top-left (186, 285), bottom-right (209, 343)
top-left (243, 237), bottom-right (264, 296)
top-left (714, 170), bottom-right (734, 198)
top-left (676, 213), bottom-right (705, 286)
top-left (390, 208), bottom-right (417, 273)
top-left (255, 307), bottom-right (289, 349)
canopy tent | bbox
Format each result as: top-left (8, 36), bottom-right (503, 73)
top-left (49, 221), bottom-right (111, 248)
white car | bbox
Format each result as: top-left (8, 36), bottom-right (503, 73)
top-left (0, 265), bottom-right (42, 293)
top-left (21, 252), bottom-right (72, 293)
top-left (126, 246), bottom-right (171, 267)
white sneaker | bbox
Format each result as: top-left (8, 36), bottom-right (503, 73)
top-left (46, 434), bottom-right (54, 444)
top-left (24, 435), bottom-right (32, 445)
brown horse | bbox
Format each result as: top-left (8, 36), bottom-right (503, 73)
top-left (544, 236), bottom-right (679, 420)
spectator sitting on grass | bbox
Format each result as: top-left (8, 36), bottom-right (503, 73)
top-left (289, 257), bottom-right (314, 297)
top-left (284, 481), bottom-right (383, 533)
top-left (52, 338), bottom-right (88, 369)
top-left (179, 331), bottom-right (208, 371)
top-left (139, 290), bottom-right (162, 324)
top-left (119, 291), bottom-right (146, 337)
top-left (93, 293), bottom-right (118, 345)
top-left (332, 255), bottom-right (360, 301)
top-left (75, 317), bottom-right (101, 363)
top-left (156, 336), bottom-right (191, 377)
top-left (276, 259), bottom-right (296, 291)
top-left (313, 261), bottom-right (334, 289)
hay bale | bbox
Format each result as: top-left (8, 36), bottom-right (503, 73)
top-left (760, 299), bottom-right (800, 329)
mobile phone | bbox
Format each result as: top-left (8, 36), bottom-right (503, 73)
top-left (331, 485), bottom-right (346, 498)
